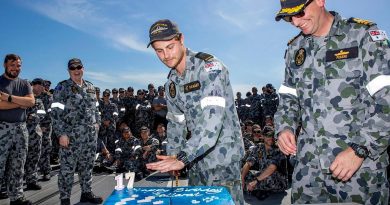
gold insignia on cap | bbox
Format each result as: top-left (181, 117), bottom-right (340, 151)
top-left (294, 48), bottom-right (306, 66)
top-left (279, 3), bottom-right (305, 14)
top-left (169, 82), bottom-right (176, 98)
top-left (151, 23), bottom-right (168, 35)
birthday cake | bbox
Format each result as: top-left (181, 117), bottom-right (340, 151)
top-left (104, 186), bottom-right (235, 205)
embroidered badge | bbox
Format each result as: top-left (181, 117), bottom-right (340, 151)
top-left (169, 81), bottom-right (176, 98)
top-left (369, 30), bottom-right (388, 42)
top-left (204, 62), bottom-right (222, 72)
top-left (71, 85), bottom-right (79, 94)
top-left (184, 81), bottom-right (201, 93)
top-left (294, 48), bottom-right (306, 66)
top-left (325, 47), bottom-right (358, 62)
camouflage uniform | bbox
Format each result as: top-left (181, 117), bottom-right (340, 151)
top-left (122, 96), bottom-right (136, 131)
top-left (151, 133), bottom-right (168, 156)
top-left (51, 79), bottom-right (100, 199)
top-left (275, 12), bottom-right (390, 204)
top-left (36, 91), bottom-right (53, 176)
top-left (244, 143), bottom-right (287, 192)
top-left (114, 136), bottom-right (141, 172)
top-left (261, 92), bottom-right (279, 118)
top-left (249, 94), bottom-right (263, 125)
top-left (133, 99), bottom-right (153, 137)
top-left (25, 98), bottom-right (46, 184)
top-left (99, 100), bottom-right (118, 153)
top-left (111, 97), bottom-right (126, 122)
top-left (139, 137), bottom-right (159, 173)
top-left (165, 49), bottom-right (245, 205)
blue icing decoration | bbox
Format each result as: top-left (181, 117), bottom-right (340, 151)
top-left (104, 186), bottom-right (234, 205)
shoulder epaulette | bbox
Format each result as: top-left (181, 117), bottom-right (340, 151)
top-left (347, 17), bottom-right (376, 27)
top-left (195, 52), bottom-right (214, 61)
top-left (287, 32), bottom-right (303, 46)
top-left (59, 80), bottom-right (67, 84)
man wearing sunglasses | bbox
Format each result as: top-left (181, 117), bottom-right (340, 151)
top-left (51, 58), bottom-right (103, 205)
top-left (145, 19), bottom-right (245, 205)
top-left (274, 0), bottom-right (390, 204)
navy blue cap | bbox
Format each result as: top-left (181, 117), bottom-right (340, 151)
top-left (147, 19), bottom-right (181, 48)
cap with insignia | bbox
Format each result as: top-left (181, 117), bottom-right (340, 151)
top-left (147, 19), bottom-right (181, 48)
top-left (119, 88), bottom-right (125, 92)
top-left (275, 0), bottom-right (311, 21)
top-left (67, 58), bottom-right (83, 69)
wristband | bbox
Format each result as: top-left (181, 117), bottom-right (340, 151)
top-left (8, 95), bottom-right (12, 102)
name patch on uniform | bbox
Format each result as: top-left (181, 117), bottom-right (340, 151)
top-left (184, 81), bottom-right (201, 93)
top-left (294, 48), bottom-right (306, 66)
top-left (169, 81), bottom-right (176, 98)
top-left (204, 62), bottom-right (222, 72)
top-left (369, 30), bottom-right (388, 42)
top-left (325, 47), bottom-right (358, 62)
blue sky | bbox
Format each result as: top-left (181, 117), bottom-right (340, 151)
top-left (1, 0), bottom-right (389, 94)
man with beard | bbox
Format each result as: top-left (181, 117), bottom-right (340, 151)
top-left (145, 19), bottom-right (245, 205)
top-left (0, 54), bottom-right (35, 205)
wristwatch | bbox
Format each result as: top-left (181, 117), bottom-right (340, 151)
top-left (176, 151), bottom-right (190, 166)
top-left (8, 95), bottom-right (12, 102)
top-left (349, 143), bottom-right (369, 159)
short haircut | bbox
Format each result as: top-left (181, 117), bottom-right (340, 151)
top-left (4, 54), bottom-right (21, 64)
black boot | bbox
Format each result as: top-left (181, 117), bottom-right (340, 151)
top-left (60, 198), bottom-right (70, 205)
top-left (26, 183), bottom-right (42, 190)
top-left (41, 174), bottom-right (51, 181)
top-left (80, 192), bottom-right (103, 204)
top-left (10, 197), bottom-right (32, 205)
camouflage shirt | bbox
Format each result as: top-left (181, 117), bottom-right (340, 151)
top-left (36, 91), bottom-right (53, 125)
top-left (51, 79), bottom-right (101, 137)
top-left (275, 12), bottom-right (390, 171)
top-left (26, 98), bottom-right (46, 133)
top-left (101, 100), bottom-right (119, 123)
top-left (165, 49), bottom-right (245, 169)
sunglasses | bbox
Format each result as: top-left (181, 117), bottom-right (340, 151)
top-left (69, 65), bottom-right (83, 71)
top-left (103, 95), bottom-right (110, 97)
top-left (112, 92), bottom-right (118, 94)
top-left (138, 93), bottom-right (145, 95)
top-left (283, 0), bottom-right (313, 22)
top-left (254, 131), bottom-right (262, 134)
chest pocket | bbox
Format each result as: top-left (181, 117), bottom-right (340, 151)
top-left (325, 47), bottom-right (362, 109)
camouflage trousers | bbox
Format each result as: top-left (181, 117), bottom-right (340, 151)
top-left (98, 126), bottom-right (116, 153)
top-left (25, 129), bottom-right (42, 184)
top-left (58, 125), bottom-right (98, 199)
top-left (39, 124), bottom-right (52, 175)
top-left (0, 121), bottom-right (28, 200)
top-left (292, 160), bottom-right (389, 204)
top-left (188, 161), bottom-right (244, 205)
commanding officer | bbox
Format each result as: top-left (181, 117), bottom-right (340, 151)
top-left (145, 19), bottom-right (245, 204)
top-left (0, 54), bottom-right (34, 205)
top-left (51, 58), bottom-right (103, 205)
top-left (274, 0), bottom-right (390, 204)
